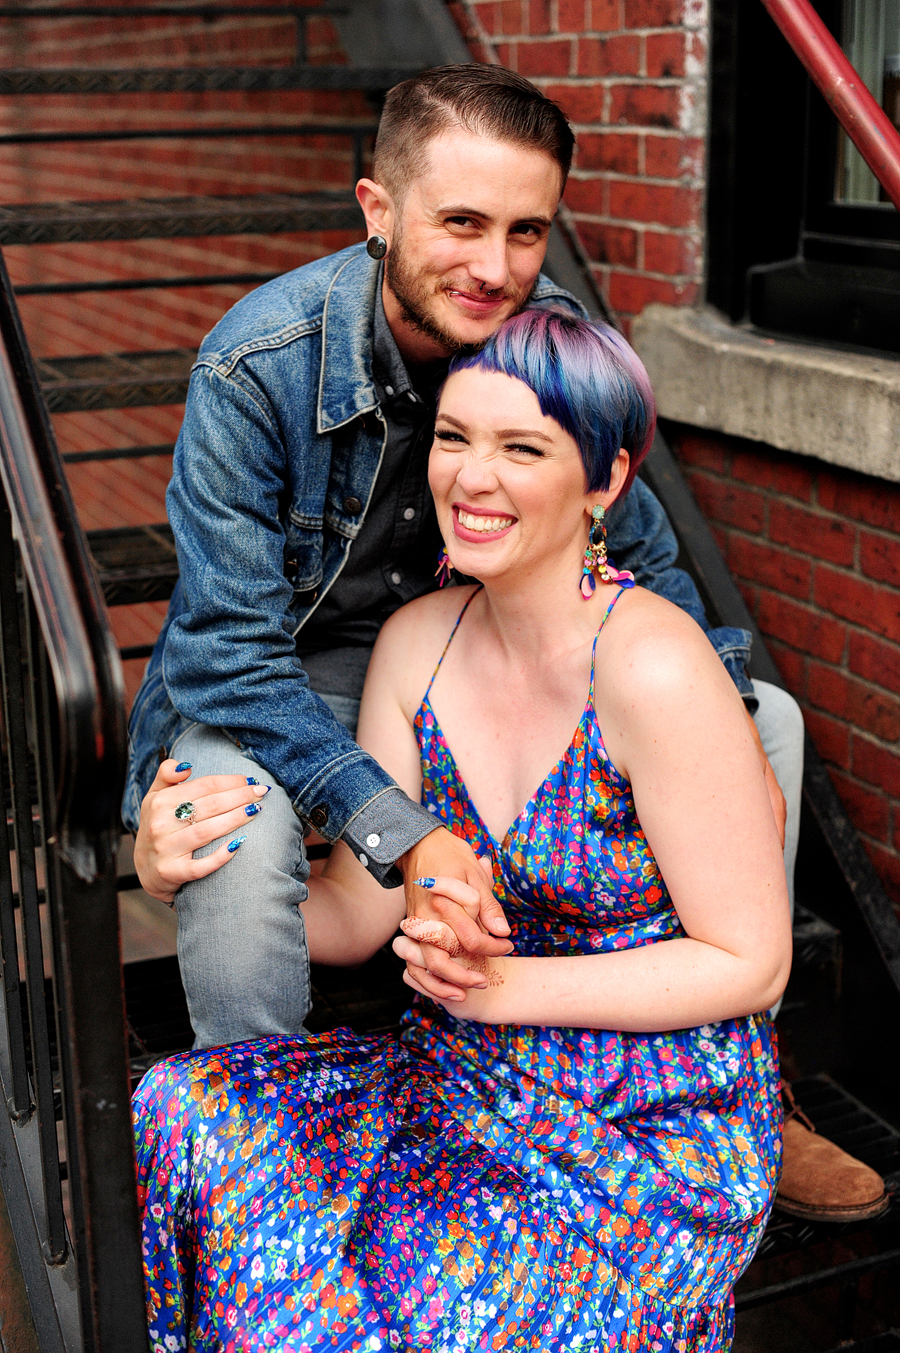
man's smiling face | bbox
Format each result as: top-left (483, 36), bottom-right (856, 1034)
top-left (378, 129), bottom-right (563, 362)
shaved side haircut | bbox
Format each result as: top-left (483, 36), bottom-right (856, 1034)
top-left (372, 63), bottom-right (574, 201)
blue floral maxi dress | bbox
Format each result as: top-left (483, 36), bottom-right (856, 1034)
top-left (133, 588), bottom-right (782, 1353)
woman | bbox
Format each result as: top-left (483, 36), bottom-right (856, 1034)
top-left (134, 311), bottom-right (790, 1353)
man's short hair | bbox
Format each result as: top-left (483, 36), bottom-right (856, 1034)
top-left (373, 63), bottom-right (574, 200)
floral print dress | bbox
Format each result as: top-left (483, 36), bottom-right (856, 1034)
top-left (133, 587), bottom-right (781, 1353)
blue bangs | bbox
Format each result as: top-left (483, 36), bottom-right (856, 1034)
top-left (448, 308), bottom-right (656, 494)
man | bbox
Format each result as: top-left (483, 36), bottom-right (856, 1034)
top-left (126, 64), bottom-right (885, 1223)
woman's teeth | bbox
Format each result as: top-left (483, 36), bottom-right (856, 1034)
top-left (458, 511), bottom-right (515, 533)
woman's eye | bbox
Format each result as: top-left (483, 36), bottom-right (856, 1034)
top-left (507, 443), bottom-right (544, 457)
top-left (435, 428), bottom-right (466, 443)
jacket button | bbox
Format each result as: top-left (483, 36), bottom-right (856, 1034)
top-left (344, 496), bottom-right (362, 515)
top-left (284, 558), bottom-right (299, 578)
top-left (365, 832), bottom-right (380, 848)
top-left (309, 805), bottom-right (328, 829)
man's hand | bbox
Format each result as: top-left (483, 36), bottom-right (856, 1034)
top-left (398, 832), bottom-right (512, 1000)
top-left (745, 708), bottom-right (787, 849)
top-left (134, 760), bottom-right (271, 905)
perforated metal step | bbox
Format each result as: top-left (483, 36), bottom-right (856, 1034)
top-left (823, 1335), bottom-right (900, 1353)
top-left (37, 348), bottom-right (194, 413)
top-left (88, 522), bottom-right (178, 607)
top-left (0, 190), bottom-right (361, 245)
top-left (734, 1074), bottom-right (900, 1317)
top-left (124, 943), bottom-right (410, 1090)
top-left (0, 64), bottom-right (417, 96)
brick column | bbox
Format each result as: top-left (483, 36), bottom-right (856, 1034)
top-left (448, 0), bottom-right (708, 334)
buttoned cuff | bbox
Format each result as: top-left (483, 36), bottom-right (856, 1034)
top-left (341, 787), bottom-right (439, 887)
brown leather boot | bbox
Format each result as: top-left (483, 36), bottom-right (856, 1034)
top-left (775, 1082), bottom-right (889, 1223)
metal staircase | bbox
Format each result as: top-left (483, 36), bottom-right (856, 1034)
top-left (0, 1), bottom-right (898, 1348)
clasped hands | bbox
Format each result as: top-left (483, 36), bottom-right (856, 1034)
top-left (396, 831), bottom-right (512, 1015)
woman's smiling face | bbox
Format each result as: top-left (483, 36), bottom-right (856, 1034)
top-left (429, 366), bottom-right (626, 587)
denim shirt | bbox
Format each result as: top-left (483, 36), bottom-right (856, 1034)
top-left (124, 242), bottom-right (752, 880)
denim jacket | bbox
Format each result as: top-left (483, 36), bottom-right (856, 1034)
top-left (124, 242), bottom-right (752, 877)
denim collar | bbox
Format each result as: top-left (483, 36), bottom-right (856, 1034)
top-left (318, 244), bottom-right (381, 435)
top-left (372, 265), bottom-right (413, 398)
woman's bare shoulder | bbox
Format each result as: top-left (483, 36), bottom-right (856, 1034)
top-left (367, 585), bottom-right (481, 714)
top-left (603, 585), bottom-right (737, 703)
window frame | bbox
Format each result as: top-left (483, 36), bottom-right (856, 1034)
top-left (706, 0), bottom-right (900, 354)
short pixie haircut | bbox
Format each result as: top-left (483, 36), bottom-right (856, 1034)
top-left (448, 309), bottom-right (656, 498)
top-left (373, 65), bottom-right (573, 202)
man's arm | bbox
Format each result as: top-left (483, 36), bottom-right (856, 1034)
top-left (162, 359), bottom-right (436, 881)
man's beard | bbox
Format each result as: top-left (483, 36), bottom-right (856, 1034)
top-left (385, 231), bottom-right (535, 355)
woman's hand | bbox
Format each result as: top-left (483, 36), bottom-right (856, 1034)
top-left (133, 760), bottom-right (272, 906)
top-left (393, 918), bottom-right (509, 1020)
top-left (398, 852), bottom-right (512, 999)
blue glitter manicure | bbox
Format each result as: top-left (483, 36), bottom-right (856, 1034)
top-left (227, 836), bottom-right (247, 853)
top-left (414, 877), bottom-right (436, 888)
top-left (245, 803), bottom-right (261, 816)
top-left (175, 762), bottom-right (192, 773)
top-left (246, 776), bottom-right (259, 785)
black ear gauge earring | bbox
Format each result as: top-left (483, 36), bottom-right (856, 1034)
top-left (366, 235), bottom-right (388, 260)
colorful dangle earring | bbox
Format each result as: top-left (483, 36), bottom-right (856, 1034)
top-left (435, 546), bottom-right (453, 588)
top-left (580, 504), bottom-right (636, 599)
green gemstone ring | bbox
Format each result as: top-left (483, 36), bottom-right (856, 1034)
top-left (174, 801), bottom-right (196, 824)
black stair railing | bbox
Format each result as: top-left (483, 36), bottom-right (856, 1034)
top-left (0, 252), bottom-right (146, 1346)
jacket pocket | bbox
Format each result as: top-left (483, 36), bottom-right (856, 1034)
top-left (283, 513), bottom-right (325, 601)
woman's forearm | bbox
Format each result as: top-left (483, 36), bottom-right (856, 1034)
top-left (302, 848), bottom-right (406, 967)
top-left (472, 936), bottom-right (790, 1030)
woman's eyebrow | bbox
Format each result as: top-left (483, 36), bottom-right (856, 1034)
top-left (495, 427), bottom-right (555, 442)
top-left (435, 414), bottom-right (555, 443)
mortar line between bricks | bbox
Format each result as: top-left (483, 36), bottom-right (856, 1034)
top-left (681, 463), bottom-right (898, 524)
top-left (568, 169), bottom-right (702, 179)
top-left (714, 517), bottom-right (855, 561)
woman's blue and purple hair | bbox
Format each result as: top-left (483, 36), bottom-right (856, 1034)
top-left (448, 308), bottom-right (656, 498)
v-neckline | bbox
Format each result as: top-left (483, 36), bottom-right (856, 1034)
top-left (420, 691), bottom-right (594, 848)
top-left (418, 586), bottom-right (627, 847)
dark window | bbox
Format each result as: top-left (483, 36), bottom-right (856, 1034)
top-left (707, 0), bottom-right (900, 355)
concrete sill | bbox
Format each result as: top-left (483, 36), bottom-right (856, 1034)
top-left (632, 305), bottom-right (900, 485)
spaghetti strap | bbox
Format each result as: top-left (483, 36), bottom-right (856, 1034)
top-left (424, 586), bottom-right (483, 702)
top-left (590, 585), bottom-right (628, 698)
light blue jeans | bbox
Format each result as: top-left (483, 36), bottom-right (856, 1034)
top-left (169, 694), bottom-right (359, 1049)
top-left (171, 683), bottom-right (802, 1048)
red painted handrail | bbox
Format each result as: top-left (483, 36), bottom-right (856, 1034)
top-left (760, 0), bottom-right (900, 211)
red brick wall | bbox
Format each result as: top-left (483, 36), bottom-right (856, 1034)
top-left (669, 422), bottom-right (900, 908)
top-left (448, 0), bottom-right (706, 332)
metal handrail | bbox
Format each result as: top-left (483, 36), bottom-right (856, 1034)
top-left (760, 0), bottom-right (900, 211)
top-left (0, 248), bottom-right (146, 1347)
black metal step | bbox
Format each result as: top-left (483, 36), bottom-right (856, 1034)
top-left (124, 943), bottom-right (411, 1077)
top-left (37, 349), bottom-right (194, 413)
top-left (823, 1336), bottom-right (900, 1353)
top-left (0, 64), bottom-right (417, 96)
top-left (734, 1074), bottom-right (900, 1322)
top-left (88, 523), bottom-right (178, 607)
top-left (0, 190), bottom-right (361, 245)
